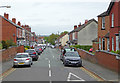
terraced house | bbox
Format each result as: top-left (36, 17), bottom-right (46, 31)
top-left (0, 13), bottom-right (37, 47)
top-left (68, 19), bottom-right (98, 46)
top-left (96, 0), bottom-right (120, 52)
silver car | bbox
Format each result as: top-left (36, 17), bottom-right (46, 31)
top-left (63, 51), bottom-right (82, 67)
top-left (13, 53), bottom-right (33, 67)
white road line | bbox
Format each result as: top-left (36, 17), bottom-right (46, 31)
top-left (49, 70), bottom-right (51, 77)
top-left (67, 72), bottom-right (85, 81)
top-left (49, 64), bottom-right (51, 68)
top-left (49, 60), bottom-right (50, 64)
top-left (53, 56), bottom-right (54, 58)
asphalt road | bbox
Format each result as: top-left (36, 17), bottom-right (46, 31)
top-left (2, 47), bottom-right (105, 82)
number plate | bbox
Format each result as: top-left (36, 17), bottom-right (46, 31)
top-left (19, 63), bottom-right (24, 64)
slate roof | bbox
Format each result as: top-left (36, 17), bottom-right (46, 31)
top-left (0, 15), bottom-right (22, 29)
top-left (0, 15), bottom-right (31, 34)
top-left (97, 11), bottom-right (108, 17)
top-left (68, 19), bottom-right (97, 35)
top-left (97, 1), bottom-right (115, 17)
top-left (92, 38), bottom-right (98, 42)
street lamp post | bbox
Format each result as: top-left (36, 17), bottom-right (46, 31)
top-left (0, 6), bottom-right (11, 8)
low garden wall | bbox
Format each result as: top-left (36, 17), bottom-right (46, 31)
top-left (1, 45), bottom-right (24, 62)
top-left (77, 49), bottom-right (120, 72)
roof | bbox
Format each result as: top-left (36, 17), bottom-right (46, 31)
top-left (68, 19), bottom-right (97, 34)
top-left (74, 19), bottom-right (98, 32)
top-left (105, 32), bottom-right (110, 38)
top-left (0, 15), bottom-right (22, 29)
top-left (92, 38), bottom-right (98, 42)
top-left (107, 1), bottom-right (114, 15)
top-left (97, 1), bottom-right (115, 17)
top-left (97, 11), bottom-right (108, 17)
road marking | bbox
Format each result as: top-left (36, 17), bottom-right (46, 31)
top-left (53, 56), bottom-right (54, 58)
top-left (0, 68), bottom-right (16, 80)
top-left (67, 72), bottom-right (85, 81)
top-left (49, 70), bottom-right (51, 77)
top-left (80, 67), bottom-right (105, 81)
top-left (49, 64), bottom-right (51, 68)
top-left (49, 60), bottom-right (50, 64)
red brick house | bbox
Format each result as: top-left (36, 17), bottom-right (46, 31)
top-left (68, 25), bottom-right (79, 45)
top-left (0, 13), bottom-right (19, 44)
top-left (96, 0), bottom-right (120, 52)
top-left (108, 1), bottom-right (120, 51)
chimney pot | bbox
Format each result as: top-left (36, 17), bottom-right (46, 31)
top-left (78, 22), bottom-right (81, 27)
top-left (4, 13), bottom-right (9, 19)
top-left (17, 21), bottom-right (21, 26)
top-left (12, 18), bottom-right (16, 24)
top-left (85, 20), bottom-right (88, 24)
top-left (74, 25), bottom-right (77, 30)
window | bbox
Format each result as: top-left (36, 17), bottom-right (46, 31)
top-left (116, 36), bottom-right (119, 51)
top-left (107, 38), bottom-right (110, 51)
top-left (112, 37), bottom-right (114, 51)
top-left (102, 17), bottom-right (105, 29)
top-left (112, 13), bottom-right (114, 27)
top-left (99, 38), bottom-right (101, 50)
top-left (102, 38), bottom-right (105, 50)
top-left (73, 33), bottom-right (75, 40)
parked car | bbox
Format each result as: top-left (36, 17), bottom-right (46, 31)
top-left (13, 53), bottom-right (33, 67)
top-left (51, 45), bottom-right (55, 49)
top-left (25, 49), bottom-right (39, 61)
top-left (63, 51), bottom-right (82, 67)
top-left (60, 47), bottom-right (76, 61)
top-left (35, 47), bottom-right (42, 55)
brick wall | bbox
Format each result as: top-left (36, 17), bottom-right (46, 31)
top-left (77, 49), bottom-right (120, 72)
top-left (1, 45), bottom-right (24, 62)
top-left (95, 50), bottom-right (120, 72)
top-left (92, 42), bottom-right (98, 52)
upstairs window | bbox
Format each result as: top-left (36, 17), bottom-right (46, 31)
top-left (102, 17), bottom-right (105, 29)
top-left (111, 13), bottom-right (114, 27)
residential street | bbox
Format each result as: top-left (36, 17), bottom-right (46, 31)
top-left (2, 47), bottom-right (103, 82)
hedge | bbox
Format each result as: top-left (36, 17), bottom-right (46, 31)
top-left (70, 45), bottom-right (92, 51)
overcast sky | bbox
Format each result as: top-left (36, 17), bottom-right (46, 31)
top-left (0, 0), bottom-right (110, 35)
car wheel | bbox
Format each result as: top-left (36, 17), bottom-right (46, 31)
top-left (31, 62), bottom-right (33, 65)
top-left (28, 64), bottom-right (31, 67)
top-left (13, 65), bottom-right (16, 68)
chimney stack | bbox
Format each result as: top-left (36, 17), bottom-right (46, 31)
top-left (17, 21), bottom-right (21, 26)
top-left (74, 25), bottom-right (77, 30)
top-left (78, 22), bottom-right (81, 27)
top-left (4, 13), bottom-right (9, 19)
top-left (12, 18), bottom-right (16, 24)
top-left (85, 20), bottom-right (88, 24)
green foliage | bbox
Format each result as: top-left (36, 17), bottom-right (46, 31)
top-left (1, 39), bottom-right (16, 49)
top-left (6, 39), bottom-right (16, 47)
top-left (70, 45), bottom-right (92, 51)
top-left (0, 42), bottom-right (2, 50)
top-left (1, 40), bottom-right (9, 49)
top-left (111, 50), bottom-right (120, 54)
top-left (25, 46), bottom-right (31, 49)
top-left (44, 33), bottom-right (59, 45)
top-left (60, 31), bottom-right (68, 36)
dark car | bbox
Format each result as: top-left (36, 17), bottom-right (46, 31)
top-left (35, 47), bottom-right (42, 55)
top-left (60, 47), bottom-right (76, 61)
top-left (63, 51), bottom-right (82, 67)
top-left (25, 49), bottom-right (39, 61)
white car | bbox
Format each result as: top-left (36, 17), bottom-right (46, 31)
top-left (13, 53), bottom-right (33, 67)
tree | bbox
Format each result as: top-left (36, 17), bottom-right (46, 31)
top-left (60, 31), bottom-right (68, 36)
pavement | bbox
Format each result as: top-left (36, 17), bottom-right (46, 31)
top-left (1, 47), bottom-right (119, 83)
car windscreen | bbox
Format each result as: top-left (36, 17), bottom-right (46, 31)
top-left (25, 50), bottom-right (35, 54)
top-left (15, 54), bottom-right (29, 58)
top-left (65, 52), bottom-right (79, 57)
